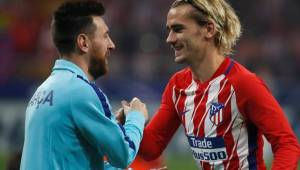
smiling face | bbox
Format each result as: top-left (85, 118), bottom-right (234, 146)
top-left (166, 4), bottom-right (209, 64)
top-left (88, 16), bottom-right (115, 79)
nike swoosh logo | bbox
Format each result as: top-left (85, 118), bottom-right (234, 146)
top-left (181, 110), bottom-right (190, 115)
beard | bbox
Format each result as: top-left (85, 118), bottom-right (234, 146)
top-left (88, 51), bottom-right (108, 80)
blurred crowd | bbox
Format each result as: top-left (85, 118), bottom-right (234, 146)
top-left (0, 0), bottom-right (299, 158)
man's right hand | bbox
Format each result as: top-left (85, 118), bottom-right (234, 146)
top-left (122, 97), bottom-right (148, 121)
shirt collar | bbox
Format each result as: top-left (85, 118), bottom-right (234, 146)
top-left (52, 59), bottom-right (90, 82)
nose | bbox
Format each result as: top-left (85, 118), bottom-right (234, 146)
top-left (166, 31), bottom-right (176, 44)
top-left (108, 36), bottom-right (116, 50)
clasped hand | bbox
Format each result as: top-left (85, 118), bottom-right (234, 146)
top-left (115, 97), bottom-right (148, 125)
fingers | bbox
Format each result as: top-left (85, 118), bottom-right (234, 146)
top-left (115, 108), bottom-right (125, 124)
top-left (130, 97), bottom-right (148, 120)
top-left (121, 100), bottom-right (129, 107)
top-left (129, 97), bottom-right (143, 108)
top-left (121, 100), bottom-right (130, 113)
top-left (130, 97), bottom-right (140, 104)
top-left (115, 108), bottom-right (124, 114)
top-left (120, 98), bottom-right (148, 121)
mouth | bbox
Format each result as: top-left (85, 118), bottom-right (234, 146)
top-left (106, 50), bottom-right (111, 57)
top-left (104, 51), bottom-right (110, 65)
top-left (172, 44), bottom-right (184, 57)
top-left (105, 50), bottom-right (111, 60)
top-left (172, 44), bottom-right (184, 51)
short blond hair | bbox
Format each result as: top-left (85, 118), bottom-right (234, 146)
top-left (171, 0), bottom-right (241, 55)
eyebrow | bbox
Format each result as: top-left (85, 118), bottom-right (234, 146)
top-left (167, 23), bottom-right (185, 30)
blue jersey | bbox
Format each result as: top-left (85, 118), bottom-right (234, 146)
top-left (20, 59), bottom-right (145, 170)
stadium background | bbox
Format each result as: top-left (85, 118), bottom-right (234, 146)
top-left (0, 0), bottom-right (299, 169)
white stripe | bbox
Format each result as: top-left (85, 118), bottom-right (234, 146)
top-left (188, 81), bottom-right (212, 134)
top-left (204, 75), bottom-right (225, 137)
top-left (218, 79), bottom-right (228, 95)
top-left (220, 109), bottom-right (223, 122)
top-left (172, 86), bottom-right (176, 106)
top-left (226, 86), bottom-right (249, 170)
top-left (223, 88), bottom-right (236, 136)
top-left (211, 161), bottom-right (224, 170)
top-left (195, 75), bottom-right (226, 137)
top-left (184, 79), bottom-right (198, 135)
top-left (174, 89), bottom-right (183, 114)
top-left (204, 75), bottom-right (226, 170)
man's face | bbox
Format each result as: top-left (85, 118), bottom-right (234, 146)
top-left (88, 16), bottom-right (115, 79)
top-left (166, 4), bottom-right (207, 64)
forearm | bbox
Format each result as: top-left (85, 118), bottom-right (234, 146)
top-left (122, 111), bottom-right (146, 164)
top-left (139, 128), bottom-right (174, 160)
top-left (139, 109), bottom-right (180, 160)
top-left (106, 111), bottom-right (145, 168)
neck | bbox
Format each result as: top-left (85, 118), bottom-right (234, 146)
top-left (189, 49), bottom-right (225, 83)
top-left (61, 54), bottom-right (94, 81)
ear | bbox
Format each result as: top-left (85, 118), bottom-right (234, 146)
top-left (205, 21), bottom-right (217, 39)
top-left (76, 34), bottom-right (90, 53)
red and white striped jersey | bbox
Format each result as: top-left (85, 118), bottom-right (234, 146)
top-left (140, 57), bottom-right (300, 170)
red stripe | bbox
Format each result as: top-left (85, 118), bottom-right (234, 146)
top-left (193, 85), bottom-right (209, 138)
top-left (202, 162), bottom-right (212, 170)
top-left (176, 89), bottom-right (187, 132)
top-left (217, 81), bottom-right (240, 169)
top-left (175, 76), bottom-right (193, 133)
top-left (187, 83), bottom-right (210, 168)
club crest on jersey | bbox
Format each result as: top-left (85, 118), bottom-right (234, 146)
top-left (209, 102), bottom-right (224, 126)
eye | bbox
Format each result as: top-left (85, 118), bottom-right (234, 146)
top-left (104, 33), bottom-right (109, 38)
top-left (172, 25), bottom-right (184, 33)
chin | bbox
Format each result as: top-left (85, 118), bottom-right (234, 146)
top-left (89, 56), bottom-right (109, 79)
top-left (174, 56), bottom-right (186, 64)
top-left (89, 67), bottom-right (108, 80)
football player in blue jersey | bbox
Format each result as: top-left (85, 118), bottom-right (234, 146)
top-left (20, 1), bottom-right (148, 170)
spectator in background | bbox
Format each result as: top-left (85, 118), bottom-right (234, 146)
top-left (138, 0), bottom-right (300, 169)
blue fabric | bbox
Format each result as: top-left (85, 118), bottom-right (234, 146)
top-left (88, 82), bottom-right (112, 119)
top-left (118, 123), bottom-right (136, 151)
top-left (224, 59), bottom-right (234, 75)
top-left (247, 123), bottom-right (258, 170)
top-left (20, 59), bottom-right (145, 170)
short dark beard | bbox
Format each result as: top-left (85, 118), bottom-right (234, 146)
top-left (88, 55), bottom-right (107, 80)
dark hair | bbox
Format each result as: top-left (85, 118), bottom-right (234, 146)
top-left (52, 0), bottom-right (105, 54)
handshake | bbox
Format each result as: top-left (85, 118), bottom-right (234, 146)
top-left (115, 97), bottom-right (149, 125)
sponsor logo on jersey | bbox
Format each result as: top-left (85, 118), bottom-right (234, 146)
top-left (29, 90), bottom-right (54, 109)
top-left (187, 135), bottom-right (228, 162)
top-left (209, 102), bottom-right (224, 126)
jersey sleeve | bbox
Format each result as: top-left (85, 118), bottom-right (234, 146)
top-left (234, 74), bottom-right (300, 170)
top-left (139, 80), bottom-right (181, 161)
top-left (70, 84), bottom-right (145, 169)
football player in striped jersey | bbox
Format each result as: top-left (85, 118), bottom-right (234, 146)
top-left (138, 0), bottom-right (300, 169)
